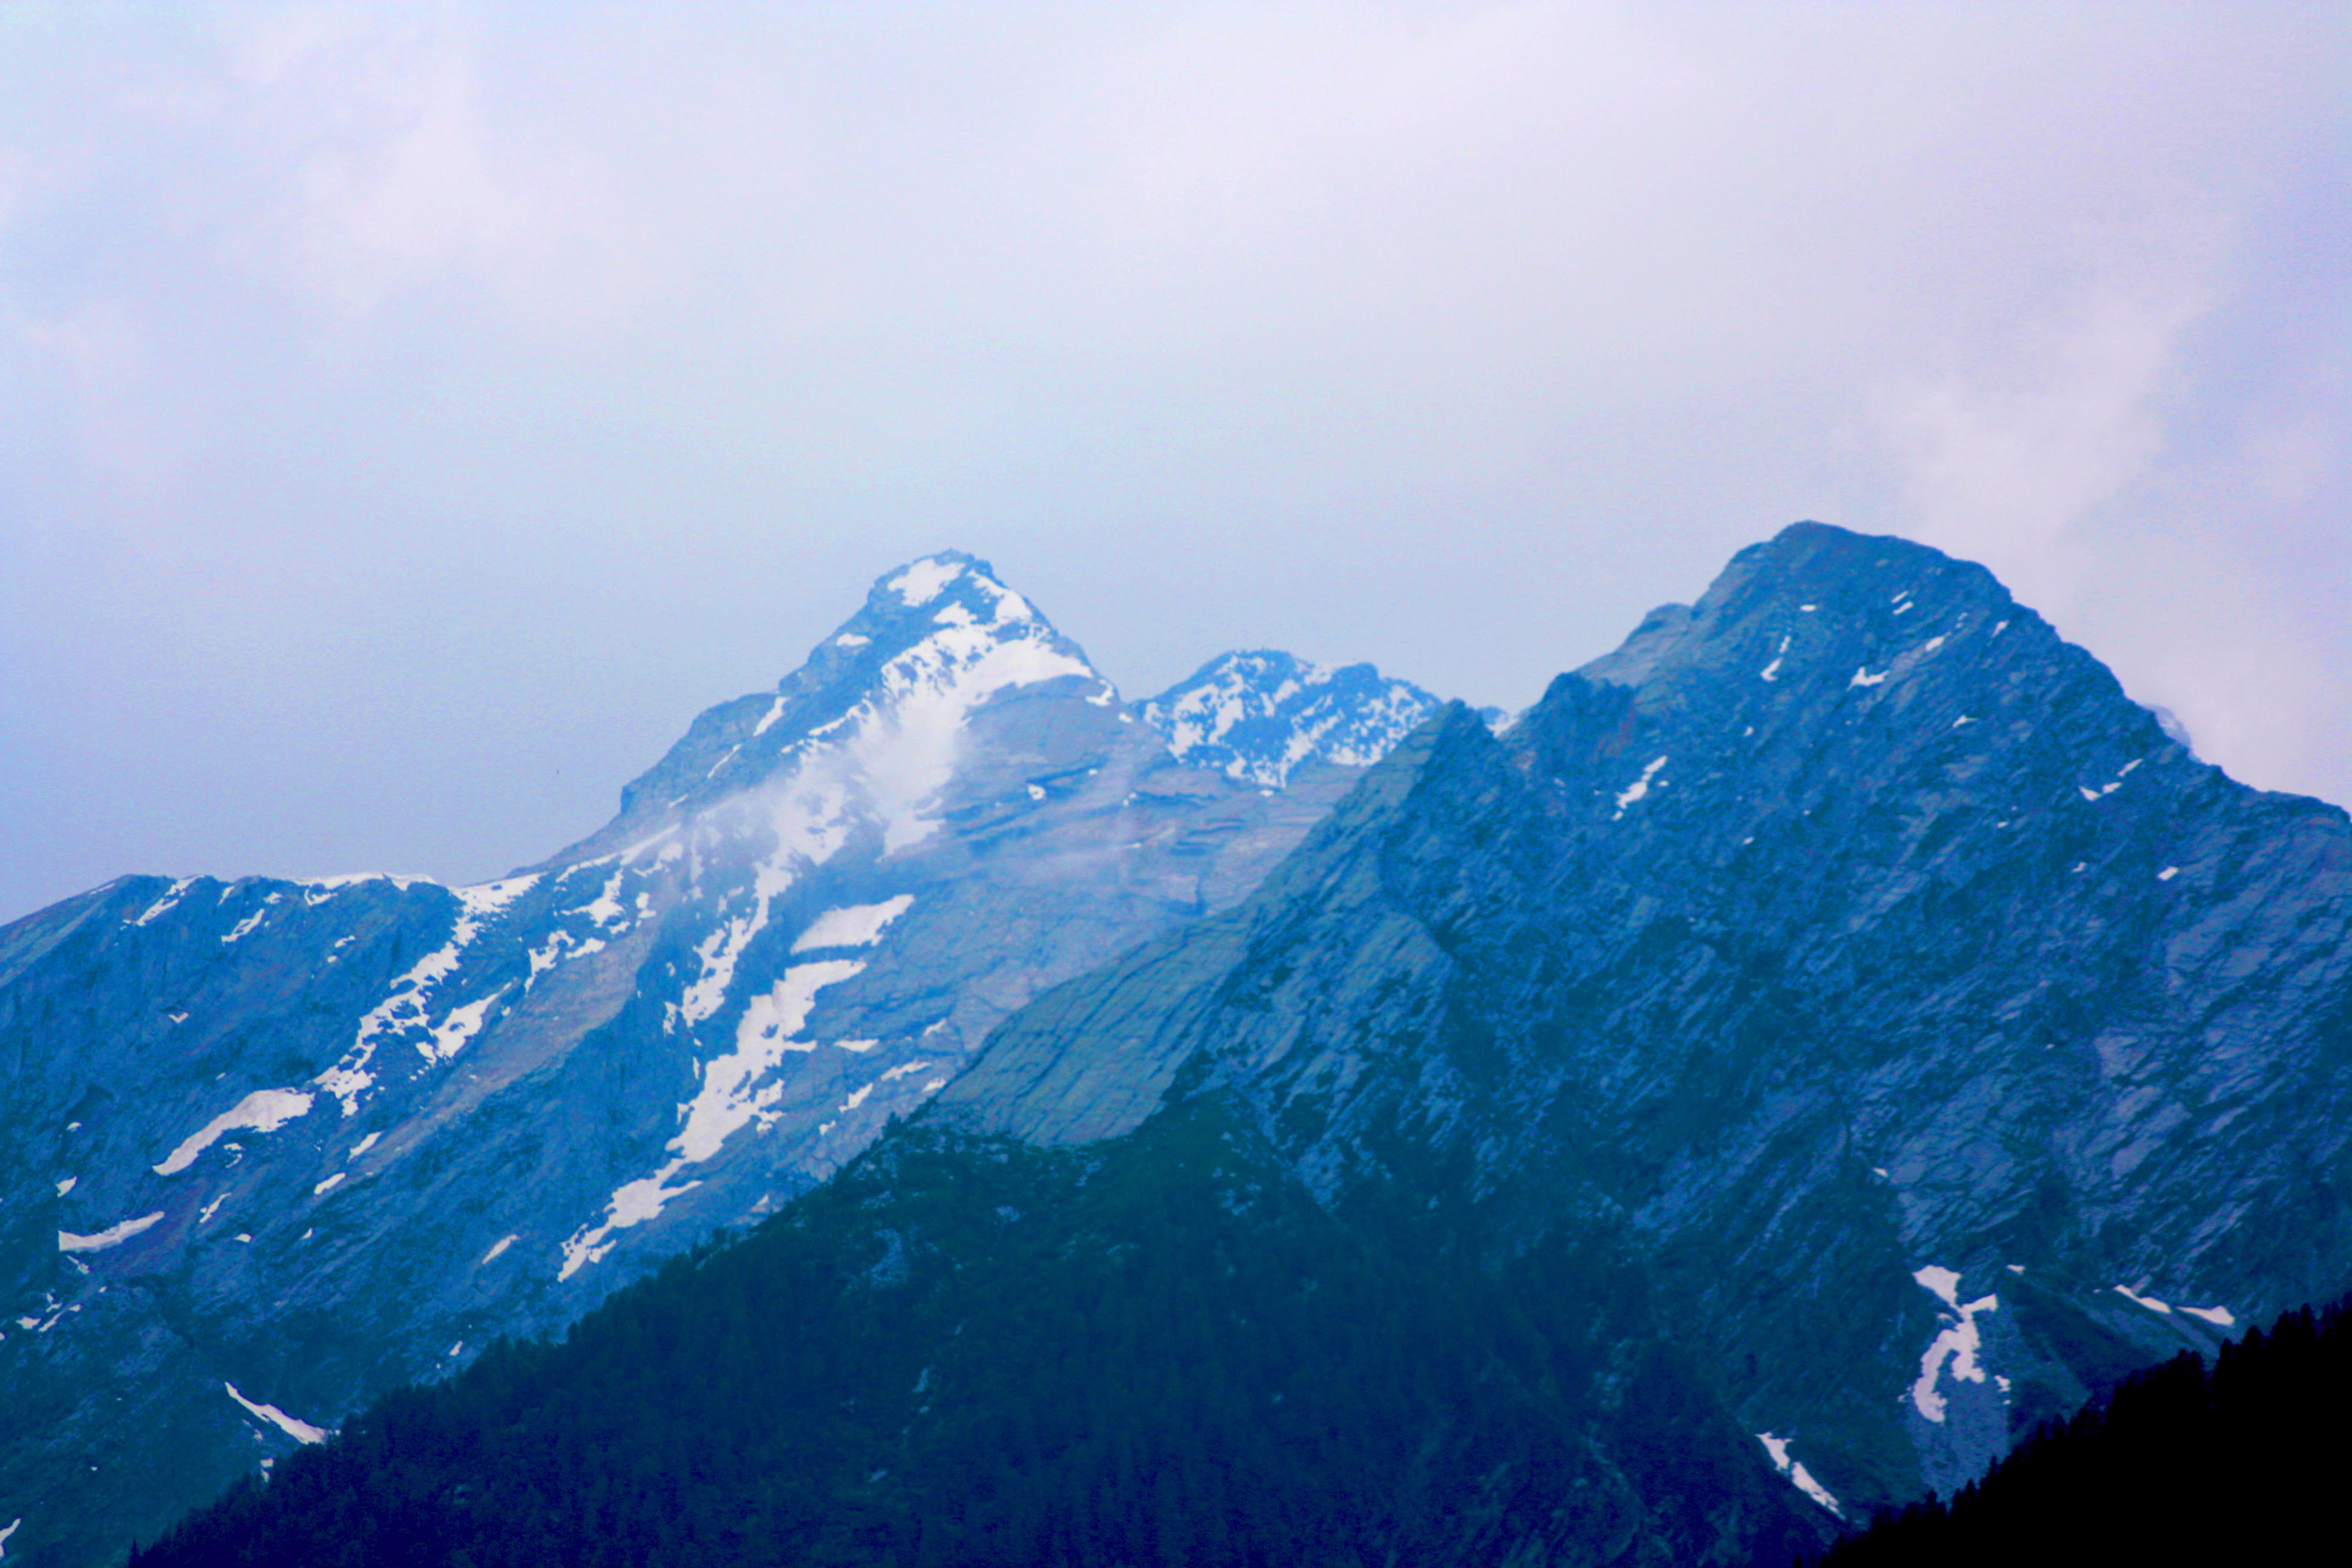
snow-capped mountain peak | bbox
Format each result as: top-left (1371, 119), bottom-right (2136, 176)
top-left (1140, 649), bottom-right (1446, 788)
top-left (596, 552), bottom-right (1114, 848)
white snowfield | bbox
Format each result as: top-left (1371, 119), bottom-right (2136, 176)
top-left (223, 1382), bottom-right (327, 1445)
top-left (130, 877), bottom-right (196, 927)
top-left (1909, 1264), bottom-right (1999, 1423)
top-left (1755, 1432), bottom-right (1843, 1517)
top-left (58, 1212), bottom-right (165, 1254)
top-left (154, 1089), bottom-right (316, 1176)
top-left (792, 896), bottom-right (915, 953)
top-left (1612, 756), bottom-right (1669, 817)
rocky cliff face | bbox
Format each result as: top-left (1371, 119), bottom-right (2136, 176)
top-left (0, 554), bottom-right (1442, 1566)
top-left (946, 521), bottom-right (2352, 1523)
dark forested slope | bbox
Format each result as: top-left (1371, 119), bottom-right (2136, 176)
top-left (131, 1100), bottom-right (1823, 1568)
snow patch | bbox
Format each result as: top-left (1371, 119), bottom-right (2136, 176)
top-left (1850, 666), bottom-right (1890, 688)
top-left (482, 1233), bottom-right (518, 1264)
top-left (2158, 866), bottom-right (2180, 881)
top-left (132, 878), bottom-right (197, 926)
top-left (59, 1212), bottom-right (165, 1253)
top-left (1755, 1433), bottom-right (1843, 1518)
top-left (2113, 1284), bottom-right (2172, 1315)
top-left (691, 961), bottom-right (865, 1155)
top-left (835, 633), bottom-right (870, 648)
top-left (886, 557), bottom-right (965, 606)
top-left (419, 988), bottom-right (505, 1063)
top-left (792, 895), bottom-right (915, 952)
top-left (580, 871), bottom-right (630, 929)
top-left (313, 1173), bottom-right (346, 1197)
top-left (1612, 756), bottom-right (1669, 818)
top-left (1909, 1266), bottom-right (1999, 1423)
top-left (224, 1382), bottom-right (327, 1445)
top-left (2181, 1304), bottom-right (2235, 1327)
top-left (561, 959), bottom-right (867, 1279)
top-left (155, 1089), bottom-right (316, 1175)
top-left (54, 1177), bottom-right (74, 1197)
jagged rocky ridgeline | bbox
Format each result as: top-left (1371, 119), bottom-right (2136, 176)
top-left (125, 522), bottom-right (2352, 1567)
top-left (0, 553), bottom-right (1445, 1567)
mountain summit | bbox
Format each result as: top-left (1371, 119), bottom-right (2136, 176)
top-left (1140, 650), bottom-right (1448, 788)
top-left (595, 552), bottom-right (1112, 844)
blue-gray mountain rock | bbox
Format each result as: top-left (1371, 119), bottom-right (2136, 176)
top-left (946, 521), bottom-right (2352, 1524)
top-left (0, 554), bottom-right (1442, 1567)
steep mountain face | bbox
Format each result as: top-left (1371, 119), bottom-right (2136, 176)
top-left (946, 521), bottom-right (2352, 1520)
top-left (119, 522), bottom-right (2352, 1568)
top-left (1141, 650), bottom-right (1452, 788)
top-left (0, 554), bottom-right (1445, 1567)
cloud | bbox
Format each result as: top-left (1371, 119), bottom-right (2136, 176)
top-left (1879, 209), bottom-right (2225, 617)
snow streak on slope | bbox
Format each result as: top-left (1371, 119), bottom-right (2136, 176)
top-left (154, 1091), bottom-right (315, 1176)
top-left (57, 1214), bottom-right (164, 1254)
top-left (1142, 650), bottom-right (1445, 788)
top-left (222, 1383), bottom-right (327, 1445)
top-left (1756, 1433), bottom-right (1844, 1517)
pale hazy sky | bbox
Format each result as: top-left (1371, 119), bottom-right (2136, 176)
top-left (2, 2), bottom-right (2345, 921)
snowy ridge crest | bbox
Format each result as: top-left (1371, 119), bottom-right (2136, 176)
top-left (1141, 650), bottom-right (1445, 788)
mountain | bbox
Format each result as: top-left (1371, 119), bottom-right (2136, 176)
top-left (117, 523), bottom-right (2352, 1564)
top-left (945, 520), bottom-right (2352, 1517)
top-left (1140, 650), bottom-right (1454, 788)
top-left (1817, 1293), bottom-right (2352, 1564)
top-left (0, 553), bottom-right (1448, 1567)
